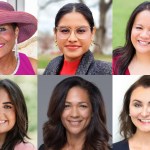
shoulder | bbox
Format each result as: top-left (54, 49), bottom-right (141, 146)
top-left (43, 55), bottom-right (63, 75)
top-left (91, 60), bottom-right (112, 75)
top-left (113, 140), bottom-right (129, 150)
top-left (28, 57), bottom-right (37, 74)
top-left (15, 142), bottom-right (37, 150)
top-left (38, 144), bottom-right (45, 150)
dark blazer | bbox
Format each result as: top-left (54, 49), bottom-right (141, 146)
top-left (39, 144), bottom-right (44, 150)
top-left (113, 140), bottom-right (129, 150)
top-left (43, 50), bottom-right (112, 75)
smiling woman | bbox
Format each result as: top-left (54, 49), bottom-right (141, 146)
top-left (43, 3), bottom-right (112, 75)
top-left (39, 76), bottom-right (111, 150)
top-left (0, 79), bottom-right (36, 150)
top-left (0, 1), bottom-right (37, 75)
top-left (113, 75), bottom-right (150, 150)
top-left (113, 1), bottom-right (150, 75)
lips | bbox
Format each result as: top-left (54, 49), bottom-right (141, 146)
top-left (138, 119), bottom-right (150, 124)
top-left (0, 43), bottom-right (5, 48)
top-left (65, 45), bottom-right (81, 50)
top-left (68, 120), bottom-right (82, 126)
top-left (0, 120), bottom-right (7, 124)
top-left (138, 40), bottom-right (150, 46)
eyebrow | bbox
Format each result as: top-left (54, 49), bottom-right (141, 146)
top-left (2, 102), bottom-right (13, 105)
top-left (132, 99), bottom-right (142, 103)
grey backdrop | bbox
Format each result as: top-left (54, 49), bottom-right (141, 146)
top-left (38, 75), bottom-right (112, 148)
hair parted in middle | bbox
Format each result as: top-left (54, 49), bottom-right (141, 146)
top-left (54, 3), bottom-right (95, 32)
top-left (43, 76), bottom-right (110, 150)
top-left (119, 75), bottom-right (150, 139)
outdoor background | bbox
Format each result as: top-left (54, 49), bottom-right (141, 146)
top-left (38, 0), bottom-right (112, 73)
top-left (0, 76), bottom-right (37, 148)
top-left (113, 0), bottom-right (147, 49)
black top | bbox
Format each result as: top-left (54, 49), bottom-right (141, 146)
top-left (39, 144), bottom-right (45, 150)
top-left (113, 140), bottom-right (129, 150)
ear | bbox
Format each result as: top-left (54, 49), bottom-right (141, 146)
top-left (91, 27), bottom-right (96, 40)
top-left (15, 27), bottom-right (19, 39)
top-left (53, 27), bottom-right (57, 41)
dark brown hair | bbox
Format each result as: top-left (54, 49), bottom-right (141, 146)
top-left (0, 79), bottom-right (29, 150)
top-left (119, 75), bottom-right (150, 138)
top-left (43, 76), bottom-right (110, 150)
top-left (113, 1), bottom-right (150, 74)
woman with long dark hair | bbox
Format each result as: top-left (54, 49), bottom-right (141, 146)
top-left (113, 1), bottom-right (150, 75)
top-left (39, 76), bottom-right (111, 150)
top-left (113, 75), bottom-right (150, 150)
top-left (0, 79), bottom-right (36, 150)
top-left (43, 3), bottom-right (111, 75)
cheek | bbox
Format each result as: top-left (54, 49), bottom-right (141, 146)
top-left (130, 106), bottom-right (141, 117)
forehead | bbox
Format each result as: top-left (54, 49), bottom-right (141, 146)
top-left (66, 86), bottom-right (90, 103)
top-left (0, 88), bottom-right (12, 103)
top-left (130, 86), bottom-right (150, 103)
top-left (133, 10), bottom-right (150, 25)
top-left (58, 12), bottom-right (89, 27)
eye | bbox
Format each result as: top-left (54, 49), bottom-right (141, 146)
top-left (64, 103), bottom-right (71, 109)
top-left (134, 103), bottom-right (141, 108)
top-left (76, 28), bottom-right (87, 34)
top-left (80, 104), bottom-right (88, 108)
top-left (0, 27), bottom-right (6, 32)
top-left (3, 105), bottom-right (12, 109)
top-left (59, 28), bottom-right (70, 34)
top-left (135, 26), bottom-right (142, 30)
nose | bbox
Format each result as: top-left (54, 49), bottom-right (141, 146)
top-left (70, 107), bottom-right (79, 117)
top-left (140, 30), bottom-right (150, 39)
top-left (141, 106), bottom-right (150, 117)
top-left (68, 30), bottom-right (78, 42)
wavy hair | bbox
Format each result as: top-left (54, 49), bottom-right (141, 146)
top-left (0, 79), bottom-right (29, 150)
top-left (43, 76), bottom-right (110, 150)
top-left (119, 75), bottom-right (150, 138)
top-left (113, 1), bottom-right (150, 74)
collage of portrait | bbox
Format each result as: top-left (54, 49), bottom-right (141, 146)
top-left (0, 0), bottom-right (150, 150)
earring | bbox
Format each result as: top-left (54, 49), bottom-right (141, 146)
top-left (90, 40), bottom-right (94, 46)
top-left (14, 38), bottom-right (18, 59)
top-left (55, 40), bottom-right (58, 47)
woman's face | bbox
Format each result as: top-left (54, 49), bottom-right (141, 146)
top-left (61, 86), bottom-right (92, 137)
top-left (0, 24), bottom-right (19, 58)
top-left (131, 10), bottom-right (150, 54)
top-left (55, 12), bottom-right (96, 62)
top-left (129, 86), bottom-right (150, 133)
top-left (0, 88), bottom-right (16, 136)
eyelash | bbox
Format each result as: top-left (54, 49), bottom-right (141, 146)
top-left (134, 103), bottom-right (141, 108)
top-left (3, 105), bottom-right (12, 109)
top-left (0, 27), bottom-right (6, 32)
top-left (135, 27), bottom-right (142, 30)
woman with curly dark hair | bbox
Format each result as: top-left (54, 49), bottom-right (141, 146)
top-left (39, 76), bottom-right (111, 150)
top-left (113, 1), bottom-right (150, 75)
top-left (113, 75), bottom-right (150, 150)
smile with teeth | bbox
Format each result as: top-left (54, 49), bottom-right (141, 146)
top-left (0, 120), bottom-right (7, 124)
top-left (138, 40), bottom-right (150, 46)
top-left (139, 119), bottom-right (150, 123)
top-left (0, 44), bottom-right (5, 48)
top-left (69, 120), bottom-right (82, 126)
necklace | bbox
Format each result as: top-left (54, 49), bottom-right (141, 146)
top-left (0, 53), bottom-right (20, 75)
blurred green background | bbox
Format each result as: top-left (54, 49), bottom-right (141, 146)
top-left (0, 76), bottom-right (37, 147)
top-left (113, 0), bottom-right (147, 49)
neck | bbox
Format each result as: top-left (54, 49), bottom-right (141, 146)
top-left (0, 133), bottom-right (6, 149)
top-left (65, 132), bottom-right (85, 150)
top-left (0, 52), bottom-right (17, 75)
top-left (135, 52), bottom-right (150, 64)
top-left (129, 130), bottom-right (150, 149)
